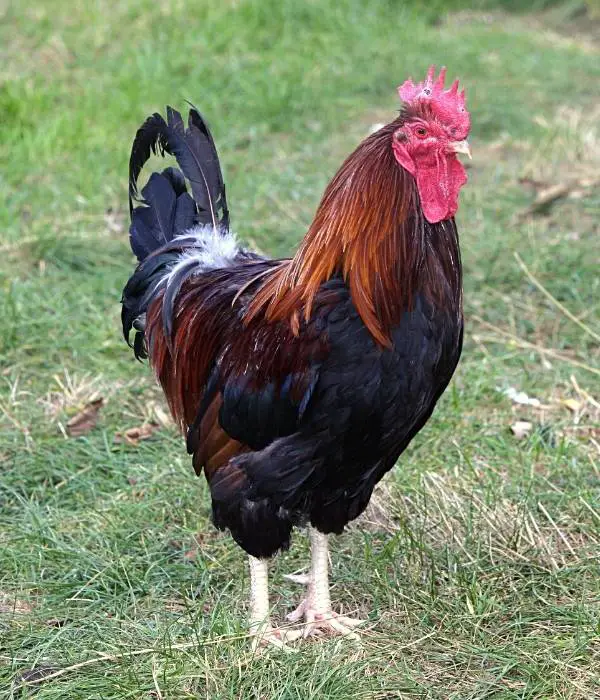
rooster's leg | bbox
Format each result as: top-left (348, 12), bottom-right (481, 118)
top-left (285, 527), bottom-right (364, 639)
top-left (248, 556), bottom-right (301, 651)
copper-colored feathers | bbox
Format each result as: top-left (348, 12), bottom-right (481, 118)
top-left (145, 280), bottom-right (250, 476)
top-left (246, 121), bottom-right (420, 346)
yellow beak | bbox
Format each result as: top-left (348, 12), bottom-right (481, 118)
top-left (451, 140), bottom-right (472, 159)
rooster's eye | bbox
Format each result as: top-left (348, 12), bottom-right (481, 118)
top-left (415, 127), bottom-right (427, 138)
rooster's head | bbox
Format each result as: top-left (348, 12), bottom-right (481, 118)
top-left (393, 66), bottom-right (471, 224)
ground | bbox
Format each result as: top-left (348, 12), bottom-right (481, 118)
top-left (0, 1), bottom-right (599, 698)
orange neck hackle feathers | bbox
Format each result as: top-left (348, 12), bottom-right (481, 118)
top-left (245, 118), bottom-right (460, 346)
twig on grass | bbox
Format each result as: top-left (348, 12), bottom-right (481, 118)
top-left (17, 612), bottom-right (373, 687)
top-left (537, 502), bottom-right (577, 558)
top-left (471, 316), bottom-right (600, 377)
top-left (514, 252), bottom-right (600, 345)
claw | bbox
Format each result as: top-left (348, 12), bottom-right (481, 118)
top-left (286, 600), bottom-right (364, 640)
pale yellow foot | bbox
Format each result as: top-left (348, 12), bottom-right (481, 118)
top-left (286, 598), bottom-right (364, 639)
top-left (248, 556), bottom-right (302, 652)
top-left (284, 528), bottom-right (364, 640)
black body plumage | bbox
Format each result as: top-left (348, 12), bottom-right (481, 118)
top-left (189, 269), bottom-right (463, 557)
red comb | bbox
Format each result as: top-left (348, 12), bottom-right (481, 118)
top-left (398, 66), bottom-right (470, 138)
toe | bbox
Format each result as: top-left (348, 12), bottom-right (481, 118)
top-left (304, 624), bottom-right (324, 639)
top-left (286, 599), bottom-right (307, 623)
top-left (280, 628), bottom-right (303, 644)
top-left (336, 615), bottom-right (364, 628)
top-left (327, 618), bottom-right (361, 639)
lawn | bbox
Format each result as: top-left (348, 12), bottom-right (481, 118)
top-left (1, 0), bottom-right (599, 697)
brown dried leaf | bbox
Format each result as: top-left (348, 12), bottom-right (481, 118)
top-left (0, 592), bottom-right (33, 614)
top-left (114, 421), bottom-right (160, 446)
top-left (66, 398), bottom-right (104, 437)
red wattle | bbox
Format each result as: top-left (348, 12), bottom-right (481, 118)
top-left (393, 143), bottom-right (467, 224)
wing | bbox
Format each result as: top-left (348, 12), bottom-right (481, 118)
top-left (186, 299), bottom-right (330, 476)
top-left (145, 262), bottom-right (336, 477)
top-left (215, 320), bottom-right (325, 450)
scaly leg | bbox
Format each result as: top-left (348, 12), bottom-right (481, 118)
top-left (285, 527), bottom-right (364, 639)
top-left (248, 556), bottom-right (301, 651)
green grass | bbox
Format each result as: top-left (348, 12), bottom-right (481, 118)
top-left (1, 0), bottom-right (599, 697)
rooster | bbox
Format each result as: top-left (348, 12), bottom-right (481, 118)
top-left (121, 66), bottom-right (471, 648)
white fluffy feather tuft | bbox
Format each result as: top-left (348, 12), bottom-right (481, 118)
top-left (181, 224), bottom-right (240, 270)
top-left (164, 224), bottom-right (240, 288)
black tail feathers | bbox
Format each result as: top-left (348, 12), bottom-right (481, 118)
top-left (122, 105), bottom-right (230, 359)
top-left (128, 105), bottom-right (229, 263)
